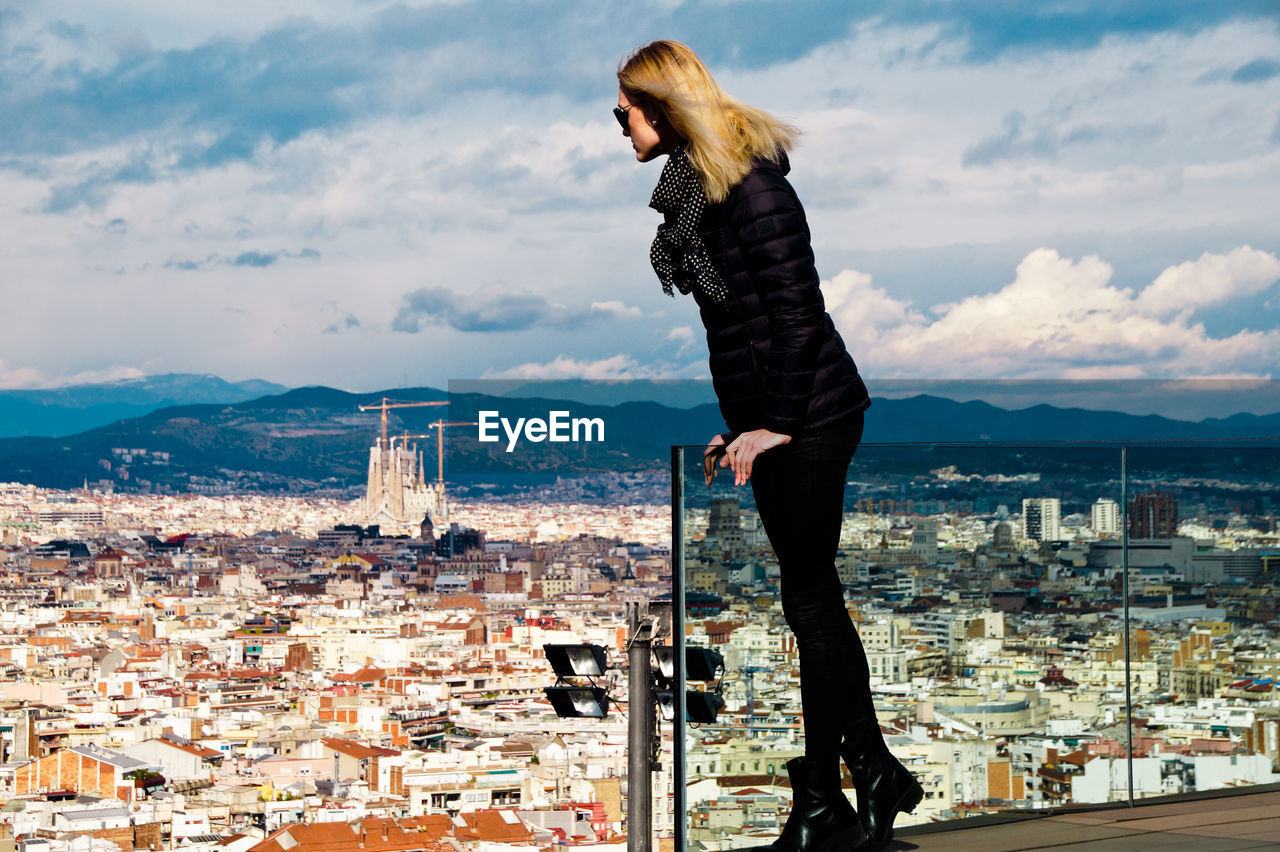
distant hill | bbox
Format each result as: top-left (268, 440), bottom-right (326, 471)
top-left (863, 394), bottom-right (1280, 442)
top-left (0, 385), bottom-right (1277, 492)
top-left (0, 373), bottom-right (289, 438)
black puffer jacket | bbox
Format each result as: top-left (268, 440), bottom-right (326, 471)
top-left (689, 156), bottom-right (870, 436)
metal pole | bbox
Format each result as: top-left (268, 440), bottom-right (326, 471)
top-left (628, 601), bottom-right (653, 852)
top-left (671, 445), bottom-right (687, 851)
top-left (1120, 446), bottom-right (1134, 807)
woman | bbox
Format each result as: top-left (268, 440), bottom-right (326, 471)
top-left (617, 41), bottom-right (922, 852)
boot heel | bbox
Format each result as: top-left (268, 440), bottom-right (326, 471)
top-left (897, 780), bottom-right (924, 815)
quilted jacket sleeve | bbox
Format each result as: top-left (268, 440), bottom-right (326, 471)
top-left (729, 165), bottom-right (825, 435)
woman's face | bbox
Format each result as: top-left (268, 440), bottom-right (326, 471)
top-left (617, 88), bottom-right (668, 163)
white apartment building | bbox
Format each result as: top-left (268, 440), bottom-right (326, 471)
top-left (1091, 499), bottom-right (1120, 535)
top-left (1021, 498), bottom-right (1062, 543)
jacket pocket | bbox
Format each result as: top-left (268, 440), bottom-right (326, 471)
top-left (746, 339), bottom-right (767, 397)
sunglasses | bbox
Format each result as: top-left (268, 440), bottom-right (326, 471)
top-left (613, 103), bottom-right (638, 129)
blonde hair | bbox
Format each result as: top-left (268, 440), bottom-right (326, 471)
top-left (618, 40), bottom-right (798, 203)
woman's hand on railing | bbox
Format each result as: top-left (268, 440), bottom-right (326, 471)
top-left (720, 429), bottom-right (791, 486)
top-left (703, 433), bottom-right (730, 486)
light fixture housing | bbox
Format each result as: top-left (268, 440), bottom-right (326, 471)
top-left (687, 647), bottom-right (724, 682)
top-left (655, 690), bottom-right (724, 723)
top-left (657, 690), bottom-right (675, 721)
top-left (686, 691), bottom-right (725, 724)
top-left (544, 643), bottom-right (608, 678)
top-left (652, 646), bottom-right (724, 683)
top-left (545, 686), bottom-right (610, 718)
top-left (654, 647), bottom-right (676, 681)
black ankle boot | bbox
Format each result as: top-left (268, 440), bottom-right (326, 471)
top-left (838, 742), bottom-right (923, 851)
top-left (771, 756), bottom-right (868, 852)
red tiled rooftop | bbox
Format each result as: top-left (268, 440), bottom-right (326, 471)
top-left (250, 818), bottom-right (428, 852)
top-left (320, 737), bottom-right (398, 759)
top-left (454, 809), bottom-right (532, 842)
top-left (333, 664), bottom-right (387, 683)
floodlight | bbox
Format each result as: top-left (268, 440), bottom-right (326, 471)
top-left (687, 647), bottom-right (724, 682)
top-left (686, 685), bottom-right (727, 721)
top-left (654, 647), bottom-right (676, 681)
top-left (652, 646), bottom-right (724, 683)
top-left (545, 686), bottom-right (609, 718)
top-left (544, 643), bottom-right (608, 678)
top-left (686, 691), bottom-right (725, 724)
top-left (657, 690), bottom-right (675, 721)
top-left (655, 690), bottom-right (724, 724)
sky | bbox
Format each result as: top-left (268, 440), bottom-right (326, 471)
top-left (2, 0), bottom-right (1280, 405)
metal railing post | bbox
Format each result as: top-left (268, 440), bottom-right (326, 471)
top-left (671, 446), bottom-right (687, 850)
top-left (1121, 445), bottom-right (1135, 807)
top-left (627, 601), bottom-right (653, 852)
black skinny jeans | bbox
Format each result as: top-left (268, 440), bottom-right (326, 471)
top-left (749, 414), bottom-right (882, 761)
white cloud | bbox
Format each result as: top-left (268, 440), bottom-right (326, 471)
top-left (482, 354), bottom-right (699, 381)
top-left (2, 8), bottom-right (1279, 391)
top-left (1136, 246), bottom-right (1280, 317)
top-left (827, 246), bottom-right (1280, 379)
top-left (589, 300), bottom-right (643, 319)
top-left (0, 362), bottom-right (146, 390)
top-left (664, 325), bottom-right (697, 356)
top-left (823, 270), bottom-right (926, 332)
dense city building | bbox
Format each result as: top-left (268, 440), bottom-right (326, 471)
top-left (0, 453), bottom-right (1278, 849)
top-left (1130, 491), bottom-right (1179, 539)
top-left (1021, 498), bottom-right (1062, 543)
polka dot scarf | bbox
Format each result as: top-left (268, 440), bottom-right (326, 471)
top-left (648, 146), bottom-right (730, 304)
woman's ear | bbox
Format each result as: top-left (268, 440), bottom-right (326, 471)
top-left (652, 109), bottom-right (683, 154)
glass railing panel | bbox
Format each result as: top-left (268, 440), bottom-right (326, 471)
top-left (1120, 443), bottom-right (1280, 802)
top-left (674, 440), bottom-right (1144, 847)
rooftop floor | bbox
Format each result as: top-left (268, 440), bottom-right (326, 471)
top-left (896, 787), bottom-right (1280, 851)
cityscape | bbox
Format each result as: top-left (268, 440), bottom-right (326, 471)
top-left (0, 428), bottom-right (1276, 850)
top-left (3, 1), bottom-right (1280, 849)
top-left (678, 444), bottom-right (1280, 844)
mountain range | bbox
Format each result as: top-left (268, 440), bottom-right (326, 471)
top-left (0, 373), bottom-right (288, 438)
top-left (0, 379), bottom-right (1278, 492)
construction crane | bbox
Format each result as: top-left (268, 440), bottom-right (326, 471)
top-left (357, 398), bottom-right (448, 449)
top-left (389, 420), bottom-right (478, 484)
top-left (737, 654), bottom-right (774, 741)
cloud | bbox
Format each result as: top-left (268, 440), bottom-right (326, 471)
top-left (482, 354), bottom-right (687, 381)
top-left (9, 1), bottom-right (1271, 171)
top-left (590, 301), bottom-right (643, 319)
top-left (665, 325), bottom-right (697, 356)
top-left (905, 2), bottom-right (1279, 62)
top-left (393, 286), bottom-right (559, 334)
top-left (43, 153), bottom-right (156, 212)
top-left (393, 286), bottom-right (642, 334)
top-left (164, 248), bottom-right (320, 271)
top-left (165, 256), bottom-right (216, 271)
top-left (0, 361), bottom-right (145, 390)
top-left (826, 247), bottom-right (1280, 379)
top-left (322, 313), bottom-right (360, 335)
top-left (3, 5), bottom-right (1280, 393)
top-left (824, 270), bottom-right (927, 332)
top-left (233, 251), bottom-right (279, 268)
top-left (3, 21), bottom-right (366, 163)
top-left (1136, 246), bottom-right (1280, 317)
top-left (962, 111), bottom-right (1057, 166)
top-left (44, 20), bottom-right (87, 42)
top-left (963, 110), bottom-right (1165, 167)
top-left (1231, 57), bottom-right (1280, 83)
